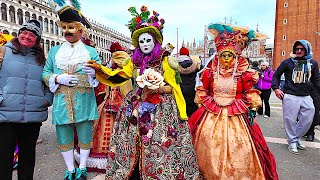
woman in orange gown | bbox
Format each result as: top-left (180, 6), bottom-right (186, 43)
top-left (189, 23), bottom-right (278, 180)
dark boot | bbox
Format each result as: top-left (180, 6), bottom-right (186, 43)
top-left (76, 167), bottom-right (87, 180)
top-left (306, 134), bottom-right (315, 142)
top-left (64, 169), bottom-right (76, 180)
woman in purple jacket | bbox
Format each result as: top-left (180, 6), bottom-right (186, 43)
top-left (257, 61), bottom-right (274, 117)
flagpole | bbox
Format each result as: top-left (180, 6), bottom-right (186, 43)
top-left (203, 25), bottom-right (207, 65)
top-left (176, 27), bottom-right (179, 58)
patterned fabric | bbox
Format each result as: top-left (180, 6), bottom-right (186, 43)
top-left (106, 91), bottom-right (199, 179)
top-left (75, 86), bottom-right (123, 172)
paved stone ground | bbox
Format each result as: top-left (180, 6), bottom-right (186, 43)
top-left (12, 93), bottom-right (320, 179)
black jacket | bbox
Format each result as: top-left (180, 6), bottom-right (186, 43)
top-left (272, 58), bottom-right (320, 96)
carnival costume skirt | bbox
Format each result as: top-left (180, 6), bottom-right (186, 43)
top-left (105, 91), bottom-right (199, 179)
top-left (75, 100), bottom-right (116, 172)
top-left (193, 107), bottom-right (265, 180)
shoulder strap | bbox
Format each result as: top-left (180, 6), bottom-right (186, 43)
top-left (0, 46), bottom-right (6, 69)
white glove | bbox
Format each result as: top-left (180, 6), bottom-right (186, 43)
top-left (56, 74), bottom-right (79, 86)
top-left (82, 65), bottom-right (96, 77)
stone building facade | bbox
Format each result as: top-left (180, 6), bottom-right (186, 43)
top-left (274, 0), bottom-right (320, 69)
top-left (0, 0), bottom-right (132, 63)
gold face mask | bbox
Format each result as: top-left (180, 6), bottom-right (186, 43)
top-left (59, 21), bottom-right (83, 34)
top-left (219, 51), bottom-right (235, 68)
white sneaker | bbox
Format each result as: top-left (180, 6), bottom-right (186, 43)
top-left (288, 143), bottom-right (299, 154)
top-left (297, 139), bottom-right (306, 150)
top-left (264, 115), bottom-right (269, 118)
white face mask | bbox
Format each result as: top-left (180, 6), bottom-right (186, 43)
top-left (138, 33), bottom-right (155, 54)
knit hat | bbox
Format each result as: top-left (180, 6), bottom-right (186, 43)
top-left (127, 6), bottom-right (165, 48)
top-left (19, 19), bottom-right (42, 37)
top-left (261, 61), bottom-right (269, 67)
top-left (179, 47), bottom-right (189, 56)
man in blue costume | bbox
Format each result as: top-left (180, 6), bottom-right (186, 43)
top-left (42, 1), bottom-right (100, 179)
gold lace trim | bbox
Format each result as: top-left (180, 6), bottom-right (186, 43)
top-left (55, 74), bottom-right (92, 123)
top-left (78, 141), bottom-right (93, 150)
top-left (58, 141), bottom-right (74, 152)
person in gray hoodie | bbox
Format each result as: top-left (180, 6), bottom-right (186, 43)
top-left (0, 19), bottom-right (53, 179)
top-left (272, 40), bottom-right (320, 154)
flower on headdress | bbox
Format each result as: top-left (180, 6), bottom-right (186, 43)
top-left (141, 5), bottom-right (148, 12)
top-left (153, 11), bottom-right (159, 16)
top-left (136, 68), bottom-right (165, 90)
top-left (135, 16), bottom-right (142, 23)
top-left (140, 112), bottom-right (151, 123)
top-left (140, 102), bottom-right (156, 114)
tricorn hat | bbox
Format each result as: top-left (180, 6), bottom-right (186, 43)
top-left (49, 0), bottom-right (91, 28)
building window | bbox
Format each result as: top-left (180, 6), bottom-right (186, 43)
top-left (17, 9), bottom-right (23, 25)
top-left (12, 32), bottom-right (17, 37)
top-left (283, 19), bottom-right (287, 24)
top-left (1, 3), bottom-right (7, 21)
top-left (55, 22), bottom-right (59, 35)
top-left (56, 42), bottom-right (60, 45)
top-left (282, 51), bottom-right (286, 56)
top-left (9, 6), bottom-right (15, 23)
top-left (3, 30), bottom-right (9, 34)
top-left (283, 35), bottom-right (286, 40)
top-left (50, 20), bottom-right (54, 33)
top-left (51, 41), bottom-right (55, 48)
top-left (45, 40), bottom-right (50, 53)
top-left (284, 2), bottom-right (288, 8)
top-left (25, 11), bottom-right (30, 22)
top-left (44, 18), bottom-right (49, 32)
top-left (38, 16), bottom-right (43, 30)
top-left (32, 13), bottom-right (36, 19)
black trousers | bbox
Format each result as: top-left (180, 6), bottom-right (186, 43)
top-left (0, 122), bottom-right (42, 180)
top-left (258, 89), bottom-right (272, 117)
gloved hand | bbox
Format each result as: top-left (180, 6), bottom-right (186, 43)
top-left (82, 65), bottom-right (96, 76)
top-left (56, 74), bottom-right (79, 86)
top-left (248, 108), bottom-right (257, 126)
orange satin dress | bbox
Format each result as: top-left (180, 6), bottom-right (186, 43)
top-left (192, 70), bottom-right (265, 179)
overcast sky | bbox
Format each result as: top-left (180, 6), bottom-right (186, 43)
top-left (80, 0), bottom-right (276, 50)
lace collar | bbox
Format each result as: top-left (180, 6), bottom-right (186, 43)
top-left (55, 40), bottom-right (90, 70)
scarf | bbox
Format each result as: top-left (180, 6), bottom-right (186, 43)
top-left (291, 57), bottom-right (312, 84)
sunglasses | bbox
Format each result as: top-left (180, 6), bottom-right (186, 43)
top-left (296, 48), bottom-right (305, 51)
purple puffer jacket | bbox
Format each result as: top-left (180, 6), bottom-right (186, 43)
top-left (257, 68), bottom-right (274, 90)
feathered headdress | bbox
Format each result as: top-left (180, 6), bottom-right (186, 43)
top-left (127, 6), bottom-right (165, 48)
top-left (49, 0), bottom-right (91, 28)
top-left (207, 23), bottom-right (267, 55)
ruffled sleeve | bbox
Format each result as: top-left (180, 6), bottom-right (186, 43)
top-left (195, 68), bottom-right (213, 105)
top-left (243, 70), bottom-right (262, 109)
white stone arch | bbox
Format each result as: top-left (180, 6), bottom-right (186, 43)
top-left (1, 3), bottom-right (7, 21)
top-left (17, 8), bottom-right (23, 25)
top-left (9, 6), bottom-right (15, 23)
top-left (44, 17), bottom-right (49, 32)
top-left (25, 11), bottom-right (30, 22)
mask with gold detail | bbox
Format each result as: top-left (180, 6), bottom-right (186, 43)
top-left (59, 21), bottom-right (84, 34)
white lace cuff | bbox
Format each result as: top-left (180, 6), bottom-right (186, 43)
top-left (49, 74), bottom-right (60, 93)
top-left (88, 75), bottom-right (99, 87)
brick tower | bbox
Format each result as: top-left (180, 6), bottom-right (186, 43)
top-left (273, 0), bottom-right (320, 69)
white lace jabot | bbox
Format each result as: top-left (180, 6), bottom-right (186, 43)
top-left (55, 41), bottom-right (91, 70)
